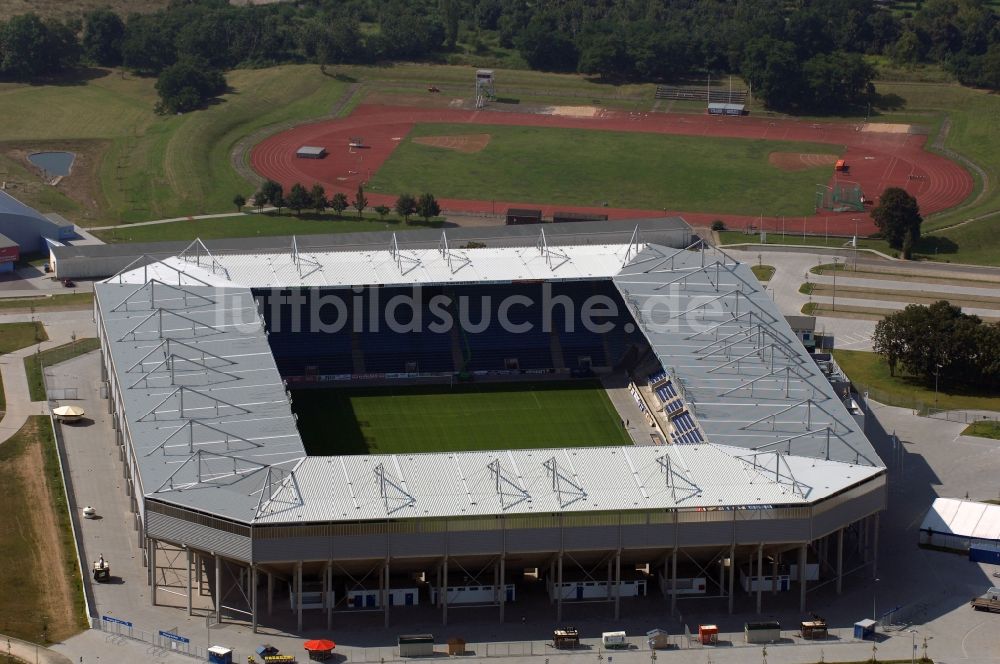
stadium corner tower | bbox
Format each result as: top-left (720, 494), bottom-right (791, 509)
top-left (94, 221), bottom-right (885, 633)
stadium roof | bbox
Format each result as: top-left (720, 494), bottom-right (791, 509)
top-left (108, 236), bottom-right (636, 288)
top-left (97, 237), bottom-right (884, 526)
top-left (52, 217), bottom-right (690, 274)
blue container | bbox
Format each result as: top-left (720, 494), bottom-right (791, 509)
top-left (970, 547), bottom-right (1000, 564)
top-left (853, 619), bottom-right (876, 640)
top-left (207, 646), bottom-right (233, 664)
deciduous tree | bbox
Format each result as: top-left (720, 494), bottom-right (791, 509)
top-left (395, 193), bottom-right (416, 223)
top-left (329, 192), bottom-right (349, 217)
top-left (310, 184), bottom-right (327, 214)
top-left (416, 193), bottom-right (441, 222)
top-left (353, 185), bottom-right (368, 218)
top-left (872, 187), bottom-right (922, 258)
top-left (286, 183), bottom-right (311, 216)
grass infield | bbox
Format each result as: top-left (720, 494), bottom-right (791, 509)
top-left (292, 380), bottom-right (632, 455)
top-left (371, 123), bottom-right (840, 216)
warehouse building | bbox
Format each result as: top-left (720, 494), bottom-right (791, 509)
top-left (0, 191), bottom-right (75, 253)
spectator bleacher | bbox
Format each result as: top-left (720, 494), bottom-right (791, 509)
top-left (257, 281), bottom-right (646, 377)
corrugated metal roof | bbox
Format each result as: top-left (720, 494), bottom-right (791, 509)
top-left (110, 244), bottom-right (635, 289)
top-left (613, 245), bottom-right (881, 467)
top-left (97, 239), bottom-right (884, 526)
top-left (921, 498), bottom-right (1000, 540)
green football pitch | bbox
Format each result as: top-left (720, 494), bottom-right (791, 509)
top-left (369, 123), bottom-right (842, 216)
top-left (291, 381), bottom-right (632, 455)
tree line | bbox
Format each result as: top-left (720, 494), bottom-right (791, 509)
top-left (873, 300), bottom-right (1000, 391)
top-left (244, 180), bottom-right (441, 223)
top-left (0, 0), bottom-right (996, 110)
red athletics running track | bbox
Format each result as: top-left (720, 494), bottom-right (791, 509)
top-left (251, 104), bottom-right (973, 236)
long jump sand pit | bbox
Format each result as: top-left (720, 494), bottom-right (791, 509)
top-left (862, 123), bottom-right (914, 134)
top-left (412, 133), bottom-right (491, 153)
top-left (542, 105), bottom-right (601, 118)
top-left (769, 152), bottom-right (840, 171)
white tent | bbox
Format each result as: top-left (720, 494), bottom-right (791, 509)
top-left (920, 497), bottom-right (1000, 551)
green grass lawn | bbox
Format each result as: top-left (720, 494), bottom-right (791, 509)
top-left (832, 349), bottom-right (1000, 414)
top-left (750, 265), bottom-right (775, 281)
top-left (0, 416), bottom-right (88, 644)
top-left (292, 381), bottom-right (632, 455)
top-left (0, 322), bottom-right (47, 354)
top-left (94, 211), bottom-right (443, 243)
top-left (0, 65), bottom-right (349, 225)
top-left (371, 123), bottom-right (840, 216)
top-left (23, 339), bottom-right (100, 402)
top-left (962, 421), bottom-right (1000, 440)
top-left (0, 293), bottom-right (93, 312)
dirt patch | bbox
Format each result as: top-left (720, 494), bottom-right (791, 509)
top-left (0, 139), bottom-right (110, 226)
top-left (542, 105), bottom-right (600, 118)
top-left (861, 123), bottom-right (913, 134)
top-left (412, 133), bottom-right (491, 153)
top-left (769, 152), bottom-right (840, 171)
top-left (0, 417), bottom-right (80, 642)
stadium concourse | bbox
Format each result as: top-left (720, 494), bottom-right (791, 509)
top-left (92, 222), bottom-right (885, 636)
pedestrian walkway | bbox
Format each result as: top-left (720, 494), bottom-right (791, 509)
top-left (86, 208), bottom-right (277, 231)
top-left (0, 632), bottom-right (73, 664)
top-left (0, 318), bottom-right (87, 444)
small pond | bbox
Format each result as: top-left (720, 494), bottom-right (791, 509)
top-left (28, 151), bottom-right (75, 177)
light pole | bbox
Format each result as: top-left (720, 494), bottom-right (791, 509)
top-left (853, 218), bottom-right (860, 271)
top-left (933, 364), bottom-right (943, 406)
top-left (873, 577), bottom-right (880, 623)
top-left (832, 257), bottom-right (839, 311)
top-left (909, 630), bottom-right (917, 664)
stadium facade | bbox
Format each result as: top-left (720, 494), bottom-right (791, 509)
top-left (93, 226), bottom-right (885, 633)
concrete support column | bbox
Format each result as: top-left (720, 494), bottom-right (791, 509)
top-left (556, 553), bottom-right (564, 622)
top-left (756, 544), bottom-right (763, 615)
top-left (148, 539), bottom-right (156, 606)
top-left (613, 551), bottom-right (621, 620)
top-left (216, 554), bottom-right (223, 625)
top-left (606, 557), bottom-right (613, 602)
top-left (548, 560), bottom-right (555, 605)
top-left (718, 555), bottom-right (725, 598)
top-left (442, 556), bottom-right (449, 626)
top-left (296, 561), bottom-right (303, 633)
top-left (498, 556), bottom-right (506, 624)
top-left (772, 553), bottom-right (779, 595)
top-left (670, 548), bottom-right (678, 616)
top-left (267, 571), bottom-right (273, 616)
top-left (383, 561), bottom-right (391, 628)
top-left (325, 562), bottom-right (333, 630)
top-left (186, 547), bottom-right (193, 616)
top-left (251, 566), bottom-right (258, 634)
top-left (836, 529), bottom-right (845, 594)
top-left (435, 563), bottom-right (442, 607)
top-left (727, 544), bottom-right (735, 614)
top-left (798, 543), bottom-right (808, 613)
top-left (872, 512), bottom-right (880, 578)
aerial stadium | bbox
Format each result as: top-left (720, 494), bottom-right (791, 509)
top-left (93, 220), bottom-right (885, 635)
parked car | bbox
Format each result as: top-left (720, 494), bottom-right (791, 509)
top-left (61, 278), bottom-right (75, 288)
